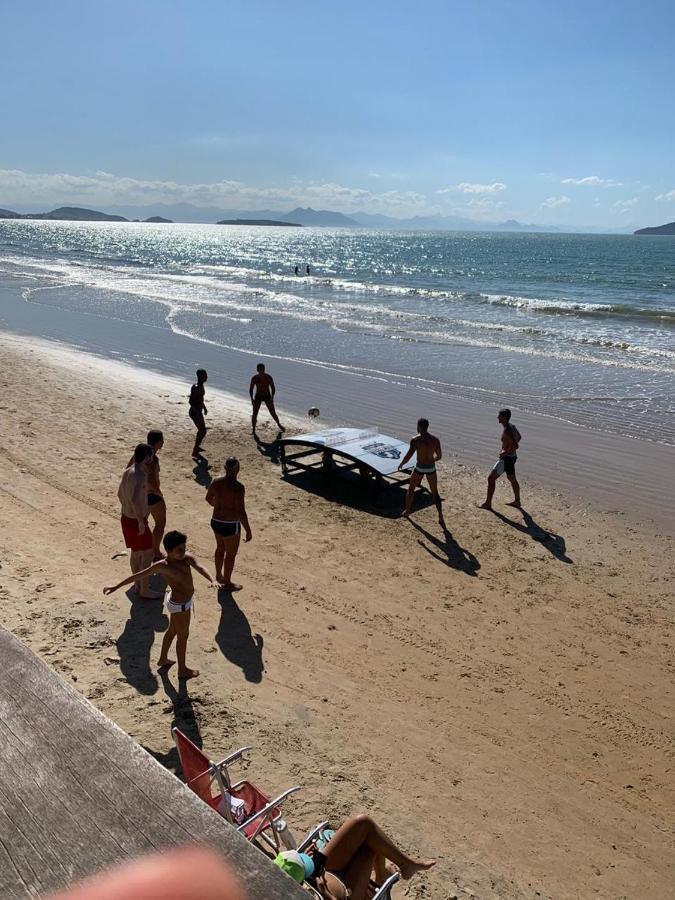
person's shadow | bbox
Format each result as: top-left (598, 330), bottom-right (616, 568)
top-left (253, 431), bottom-right (283, 465)
top-left (215, 589), bottom-right (264, 683)
top-left (192, 453), bottom-right (212, 488)
top-left (491, 507), bottom-right (573, 563)
top-left (144, 669), bottom-right (203, 774)
top-left (408, 519), bottom-right (481, 576)
top-left (116, 592), bottom-right (168, 695)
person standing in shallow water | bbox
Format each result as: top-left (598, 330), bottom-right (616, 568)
top-left (206, 457), bottom-right (252, 590)
top-left (480, 407), bottom-right (522, 510)
top-left (189, 369), bottom-right (208, 458)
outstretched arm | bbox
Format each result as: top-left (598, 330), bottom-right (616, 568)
top-left (187, 555), bottom-right (215, 584)
top-left (103, 562), bottom-right (163, 595)
top-left (398, 439), bottom-right (415, 471)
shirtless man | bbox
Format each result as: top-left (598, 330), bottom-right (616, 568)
top-left (480, 408), bottom-right (522, 511)
top-left (117, 444), bottom-right (163, 599)
top-left (128, 430), bottom-right (165, 560)
top-left (249, 363), bottom-right (284, 433)
top-left (189, 369), bottom-right (208, 457)
top-left (205, 457), bottom-right (252, 590)
top-left (398, 418), bottom-right (446, 528)
top-left (104, 530), bottom-right (214, 680)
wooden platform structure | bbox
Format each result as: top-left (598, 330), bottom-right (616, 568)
top-left (0, 628), bottom-right (304, 899)
top-left (280, 427), bottom-right (415, 494)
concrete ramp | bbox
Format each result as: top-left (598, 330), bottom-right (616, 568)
top-left (0, 628), bottom-right (303, 899)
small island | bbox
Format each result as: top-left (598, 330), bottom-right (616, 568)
top-left (144, 216), bottom-right (173, 223)
top-left (634, 221), bottom-right (675, 235)
top-left (216, 218), bottom-right (302, 227)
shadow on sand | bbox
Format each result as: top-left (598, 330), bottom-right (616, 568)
top-left (192, 453), bottom-right (212, 488)
top-left (116, 591), bottom-right (168, 696)
top-left (144, 670), bottom-right (203, 774)
top-left (408, 519), bottom-right (481, 576)
top-left (280, 466), bottom-right (436, 520)
top-left (253, 431), bottom-right (283, 465)
top-left (216, 588), bottom-right (264, 683)
top-left (491, 507), bottom-right (573, 563)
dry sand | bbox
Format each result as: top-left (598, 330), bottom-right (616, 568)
top-left (0, 330), bottom-right (673, 900)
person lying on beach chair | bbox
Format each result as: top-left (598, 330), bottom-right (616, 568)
top-left (104, 530), bottom-right (214, 680)
top-left (398, 418), bottom-right (446, 529)
top-left (295, 814), bottom-right (435, 900)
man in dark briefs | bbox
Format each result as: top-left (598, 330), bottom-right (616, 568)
top-left (398, 418), bottom-right (446, 529)
top-left (189, 369), bottom-right (208, 457)
top-left (205, 457), bottom-right (252, 590)
top-left (249, 363), bottom-right (284, 433)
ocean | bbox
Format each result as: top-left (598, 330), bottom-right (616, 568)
top-left (1, 220), bottom-right (673, 444)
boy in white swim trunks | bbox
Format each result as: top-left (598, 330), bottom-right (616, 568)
top-left (480, 408), bottom-right (522, 511)
top-left (104, 530), bottom-right (214, 680)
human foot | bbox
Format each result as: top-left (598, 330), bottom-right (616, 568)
top-left (157, 659), bottom-right (175, 670)
top-left (178, 668), bottom-right (200, 680)
top-left (506, 500), bottom-right (522, 508)
top-left (220, 582), bottom-right (242, 592)
top-left (400, 858), bottom-right (436, 880)
top-left (479, 502), bottom-right (492, 510)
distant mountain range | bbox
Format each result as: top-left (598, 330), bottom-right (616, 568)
top-left (0, 202), bottom-right (636, 233)
top-left (634, 221), bottom-right (675, 235)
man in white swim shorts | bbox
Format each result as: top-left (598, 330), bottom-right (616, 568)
top-left (104, 530), bottom-right (214, 680)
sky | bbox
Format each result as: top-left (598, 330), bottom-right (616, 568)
top-left (0, 0), bottom-right (674, 228)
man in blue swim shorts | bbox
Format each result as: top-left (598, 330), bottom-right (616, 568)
top-left (480, 408), bottom-right (522, 511)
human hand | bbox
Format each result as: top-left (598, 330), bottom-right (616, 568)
top-left (245, 529), bottom-right (252, 543)
top-left (46, 846), bottom-right (246, 900)
top-left (103, 586), bottom-right (116, 595)
top-left (203, 406), bottom-right (208, 416)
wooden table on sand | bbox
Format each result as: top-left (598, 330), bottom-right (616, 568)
top-left (0, 627), bottom-right (303, 899)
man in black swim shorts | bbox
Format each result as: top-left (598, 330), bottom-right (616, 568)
top-left (480, 408), bottom-right (522, 511)
top-left (249, 363), bottom-right (284, 433)
top-left (189, 369), bottom-right (208, 457)
top-left (205, 457), bottom-right (252, 590)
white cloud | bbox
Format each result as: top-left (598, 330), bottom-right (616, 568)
top-left (656, 189), bottom-right (675, 201)
top-left (540, 195), bottom-right (571, 209)
top-left (437, 182), bottom-right (506, 195)
top-left (562, 175), bottom-right (622, 187)
top-left (0, 168), bottom-right (428, 216)
top-left (612, 197), bottom-right (639, 210)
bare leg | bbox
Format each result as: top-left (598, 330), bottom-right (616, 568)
top-left (222, 533), bottom-right (242, 589)
top-left (130, 549), bottom-right (157, 596)
top-left (506, 472), bottom-right (521, 507)
top-left (173, 609), bottom-right (198, 679)
top-left (426, 472), bottom-right (445, 528)
top-left (214, 534), bottom-right (226, 583)
top-left (251, 399), bottom-right (260, 433)
top-left (325, 814), bottom-right (435, 890)
top-left (265, 398), bottom-right (284, 432)
top-left (157, 616), bottom-right (176, 669)
top-left (149, 499), bottom-right (166, 560)
top-left (403, 471), bottom-right (422, 517)
top-left (191, 412), bottom-right (207, 456)
top-left (480, 473), bottom-right (497, 510)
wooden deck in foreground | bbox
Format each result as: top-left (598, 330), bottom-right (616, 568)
top-left (0, 628), bottom-right (304, 899)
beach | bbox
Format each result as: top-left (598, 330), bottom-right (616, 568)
top-left (1, 330), bottom-right (673, 899)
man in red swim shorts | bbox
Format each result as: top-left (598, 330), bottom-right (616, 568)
top-left (117, 443), bottom-right (163, 599)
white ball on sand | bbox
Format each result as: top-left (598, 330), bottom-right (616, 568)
top-left (308, 407), bottom-right (320, 419)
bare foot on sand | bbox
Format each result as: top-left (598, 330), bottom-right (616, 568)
top-left (157, 659), bottom-right (175, 670)
top-left (506, 500), bottom-right (522, 508)
top-left (178, 668), bottom-right (199, 680)
top-left (220, 582), bottom-right (242, 592)
top-left (479, 502), bottom-right (492, 510)
top-left (400, 858), bottom-right (436, 880)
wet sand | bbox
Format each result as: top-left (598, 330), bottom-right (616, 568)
top-left (0, 330), bottom-right (673, 899)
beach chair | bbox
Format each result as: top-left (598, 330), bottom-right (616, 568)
top-left (172, 727), bottom-right (301, 853)
top-left (298, 822), bottom-right (401, 900)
